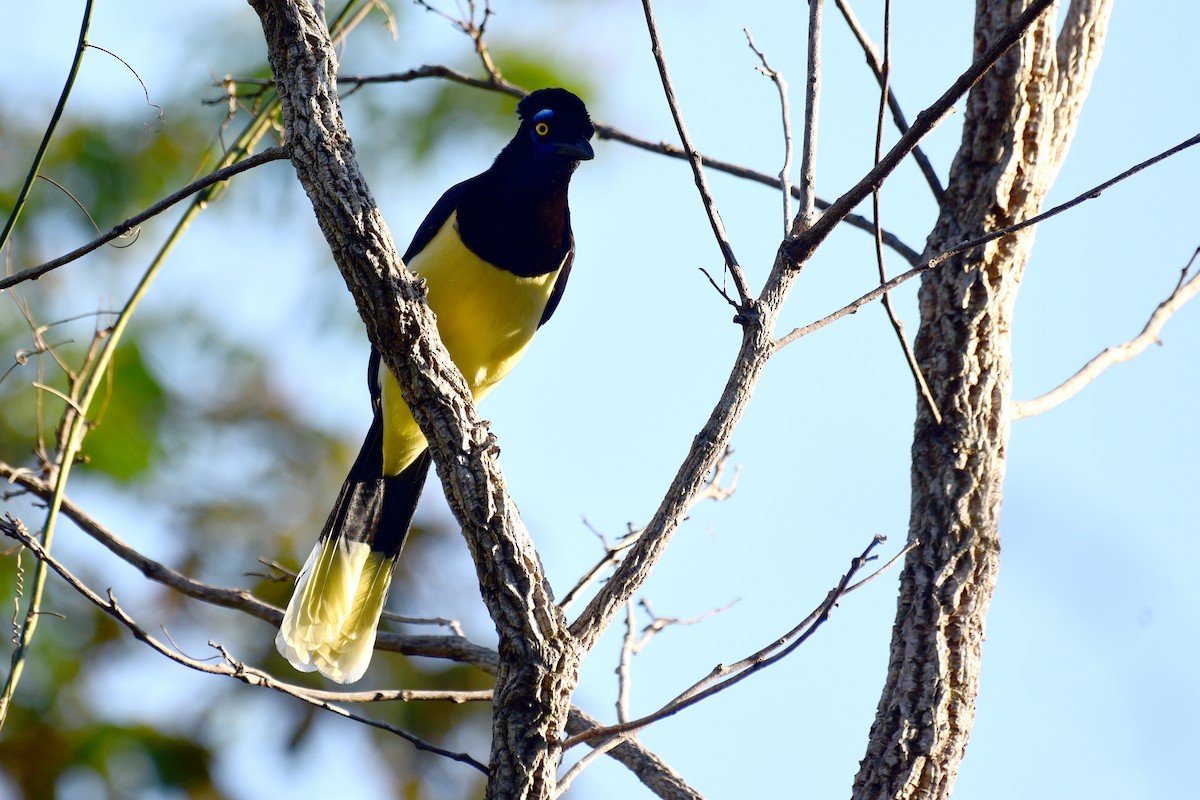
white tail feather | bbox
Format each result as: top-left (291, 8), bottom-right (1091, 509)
top-left (276, 537), bottom-right (394, 684)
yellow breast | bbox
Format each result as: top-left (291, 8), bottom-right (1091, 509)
top-left (379, 210), bottom-right (563, 475)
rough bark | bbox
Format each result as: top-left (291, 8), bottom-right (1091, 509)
top-left (246, 3), bottom-right (577, 797)
top-left (852, 2), bottom-right (1111, 798)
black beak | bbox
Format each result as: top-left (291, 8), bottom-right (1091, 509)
top-left (555, 139), bottom-right (595, 161)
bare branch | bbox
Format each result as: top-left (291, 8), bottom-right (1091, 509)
top-left (565, 708), bottom-right (704, 800)
top-left (774, 131), bottom-right (1200, 352)
top-left (641, 0), bottom-right (753, 307)
top-left (0, 148), bottom-right (288, 291)
top-left (413, 0), bottom-right (501, 82)
top-left (833, 0), bottom-right (945, 201)
top-left (0, 461), bottom-right (499, 670)
top-left (559, 448), bottom-right (738, 614)
top-left (0, 513), bottom-right (489, 773)
top-left (289, 686), bottom-right (492, 704)
top-left (795, 0), bottom-right (824, 229)
top-left (571, 1), bottom-right (1059, 655)
top-left (1012, 247), bottom-right (1200, 420)
top-left (867, 0), bottom-right (942, 424)
top-left (744, 29), bottom-right (795, 235)
top-left (616, 602), bottom-right (637, 724)
top-left (563, 536), bottom-right (894, 751)
top-left (782, 0), bottom-right (1059, 267)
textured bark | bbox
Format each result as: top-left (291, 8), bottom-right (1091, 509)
top-left (852, 2), bottom-right (1111, 799)
top-left (247, 3), bottom-right (577, 798)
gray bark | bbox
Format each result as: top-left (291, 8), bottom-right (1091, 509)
top-left (852, 2), bottom-right (1112, 798)
top-left (246, 2), bottom-right (577, 797)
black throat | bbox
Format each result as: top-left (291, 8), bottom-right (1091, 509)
top-left (454, 141), bottom-right (577, 278)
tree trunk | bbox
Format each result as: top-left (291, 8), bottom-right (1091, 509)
top-left (852, 2), bottom-right (1111, 798)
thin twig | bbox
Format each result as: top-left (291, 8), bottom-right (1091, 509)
top-left (238, 62), bottom-right (923, 264)
top-left (558, 521), bottom-right (641, 614)
top-left (745, 30), bottom-right (794, 235)
top-left (413, 0), bottom-right (501, 82)
top-left (617, 602), bottom-right (636, 724)
top-left (558, 448), bottom-right (738, 613)
top-left (562, 536), bottom-right (894, 751)
top-left (833, 0), bottom-right (945, 201)
top-left (641, 0), bottom-right (753, 307)
top-left (0, 514), bottom-right (488, 773)
top-left (0, 461), bottom-right (500, 670)
top-left (0, 0), bottom-right (94, 256)
top-left (613, 597), bottom-right (737, 728)
top-left (1012, 246), bottom-right (1200, 419)
top-left (868, 0), bottom-right (942, 424)
top-left (774, 131), bottom-right (1200, 351)
top-left (0, 148), bottom-right (288, 291)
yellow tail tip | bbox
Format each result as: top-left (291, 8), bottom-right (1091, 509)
top-left (276, 538), bottom-right (394, 684)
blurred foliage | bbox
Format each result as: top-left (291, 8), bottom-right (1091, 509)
top-left (0, 1), bottom-right (594, 798)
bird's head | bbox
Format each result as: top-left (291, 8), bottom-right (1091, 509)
top-left (517, 88), bottom-right (595, 163)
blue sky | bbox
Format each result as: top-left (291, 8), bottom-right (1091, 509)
top-left (3, 2), bottom-right (1198, 798)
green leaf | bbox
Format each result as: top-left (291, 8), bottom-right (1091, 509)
top-left (83, 337), bottom-right (166, 480)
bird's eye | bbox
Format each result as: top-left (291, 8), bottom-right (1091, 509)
top-left (535, 121), bottom-right (550, 137)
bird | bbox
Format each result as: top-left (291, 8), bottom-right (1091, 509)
top-left (276, 88), bottom-right (595, 683)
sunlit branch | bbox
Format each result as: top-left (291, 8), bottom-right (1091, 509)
top-left (1012, 247), bottom-right (1200, 420)
top-left (795, 0), bottom-right (824, 228)
top-left (745, 29), bottom-right (795, 236)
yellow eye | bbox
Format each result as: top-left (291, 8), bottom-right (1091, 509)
top-left (535, 121), bottom-right (550, 137)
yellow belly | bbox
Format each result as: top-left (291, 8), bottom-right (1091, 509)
top-left (379, 210), bottom-right (561, 475)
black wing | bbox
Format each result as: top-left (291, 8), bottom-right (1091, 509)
top-left (401, 178), bottom-right (472, 263)
top-left (538, 231), bottom-right (574, 328)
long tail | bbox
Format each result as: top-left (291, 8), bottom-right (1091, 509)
top-left (276, 415), bottom-right (431, 683)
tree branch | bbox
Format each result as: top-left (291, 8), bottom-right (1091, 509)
top-left (569, 0), bottom-right (1060, 655)
top-left (246, 3), bottom-right (577, 795)
top-left (744, 30), bottom-right (795, 236)
top-left (564, 536), bottom-right (899, 752)
top-left (640, 0), bottom-right (752, 307)
top-left (1012, 247), bottom-right (1200, 419)
top-left (795, 0), bottom-right (824, 228)
top-left (0, 513), bottom-right (488, 773)
top-left (0, 148), bottom-right (288, 292)
top-left (773, 130), bottom-right (1200, 351)
top-left (832, 0), bottom-right (945, 201)
top-left (867, 0), bottom-right (942, 425)
top-left (0, 460), bottom-right (498, 670)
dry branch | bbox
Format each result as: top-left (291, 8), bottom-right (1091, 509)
top-left (1013, 248), bottom-right (1200, 419)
